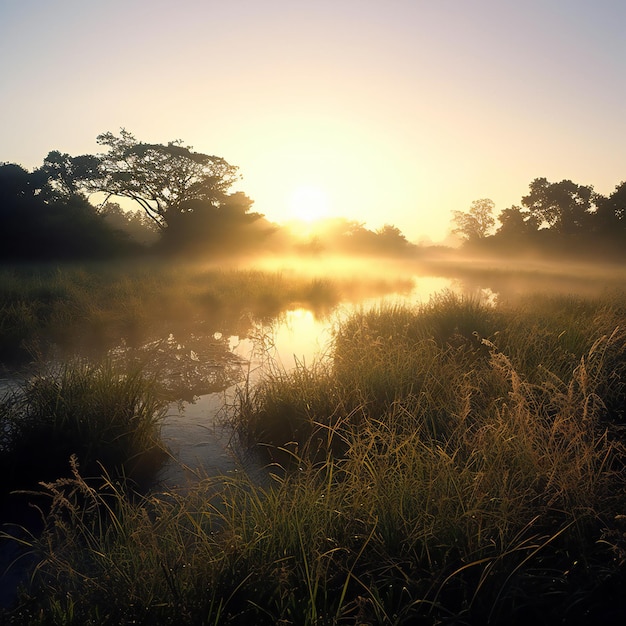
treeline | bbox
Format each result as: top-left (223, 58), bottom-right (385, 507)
top-left (0, 162), bottom-right (139, 260)
top-left (4, 129), bottom-right (626, 262)
top-left (0, 130), bottom-right (415, 261)
top-left (453, 178), bottom-right (626, 260)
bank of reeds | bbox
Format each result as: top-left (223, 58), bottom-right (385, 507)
top-left (3, 291), bottom-right (626, 624)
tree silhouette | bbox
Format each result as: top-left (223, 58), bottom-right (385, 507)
top-left (594, 181), bottom-right (626, 236)
top-left (451, 198), bottom-right (496, 241)
top-left (37, 151), bottom-right (101, 201)
top-left (158, 192), bottom-right (270, 256)
top-left (496, 205), bottom-right (540, 238)
top-left (521, 178), bottom-right (596, 234)
top-left (99, 201), bottom-right (160, 245)
top-left (93, 130), bottom-right (245, 231)
top-left (0, 162), bottom-right (135, 260)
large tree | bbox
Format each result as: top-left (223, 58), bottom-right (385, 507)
top-left (451, 198), bottom-right (496, 241)
top-left (521, 178), bottom-right (596, 235)
top-left (93, 129), bottom-right (246, 231)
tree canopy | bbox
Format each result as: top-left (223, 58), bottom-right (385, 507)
top-left (520, 178), bottom-right (596, 235)
top-left (0, 162), bottom-right (136, 260)
top-left (93, 130), bottom-right (245, 231)
top-left (451, 198), bottom-right (496, 241)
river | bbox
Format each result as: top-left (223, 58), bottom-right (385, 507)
top-left (154, 274), bottom-right (462, 487)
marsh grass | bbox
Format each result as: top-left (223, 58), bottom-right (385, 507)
top-left (0, 358), bottom-right (167, 502)
top-left (3, 291), bottom-right (626, 624)
top-left (0, 260), bottom-right (413, 364)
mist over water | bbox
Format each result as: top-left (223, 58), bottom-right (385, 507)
top-left (151, 255), bottom-right (626, 487)
top-left (2, 253), bottom-right (624, 489)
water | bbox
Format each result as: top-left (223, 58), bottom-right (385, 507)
top-left (154, 308), bottom-right (335, 487)
top-left (0, 270), bottom-right (542, 490)
top-left (154, 275), bottom-right (458, 487)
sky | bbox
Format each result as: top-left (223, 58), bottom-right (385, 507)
top-left (1, 0), bottom-right (626, 243)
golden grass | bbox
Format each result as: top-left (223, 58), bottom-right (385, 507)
top-left (3, 291), bottom-right (625, 623)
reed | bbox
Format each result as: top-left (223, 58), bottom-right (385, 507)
top-left (0, 261), bottom-right (367, 362)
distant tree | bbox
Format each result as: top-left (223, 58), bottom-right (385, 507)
top-left (451, 198), bottom-right (496, 241)
top-left (377, 224), bottom-right (408, 243)
top-left (496, 205), bottom-right (540, 238)
top-left (99, 201), bottom-right (160, 245)
top-left (521, 178), bottom-right (596, 234)
top-left (93, 129), bottom-right (246, 231)
top-left (594, 181), bottom-right (626, 235)
top-left (374, 224), bottom-right (413, 254)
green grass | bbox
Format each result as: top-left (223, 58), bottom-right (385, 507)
top-left (0, 358), bottom-right (168, 502)
top-left (2, 291), bottom-right (626, 624)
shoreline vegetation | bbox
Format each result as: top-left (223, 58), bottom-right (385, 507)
top-left (1, 255), bottom-right (624, 365)
top-left (0, 257), bottom-right (418, 367)
top-left (0, 261), bottom-right (625, 623)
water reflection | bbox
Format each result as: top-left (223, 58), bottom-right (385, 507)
top-left (154, 310), bottom-right (334, 488)
top-left (111, 331), bottom-right (246, 402)
top-left (154, 278), bottom-right (461, 487)
top-left (9, 263), bottom-right (620, 490)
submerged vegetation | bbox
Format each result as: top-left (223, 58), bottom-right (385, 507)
top-left (2, 289), bottom-right (625, 624)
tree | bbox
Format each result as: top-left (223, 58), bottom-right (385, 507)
top-left (93, 129), bottom-right (245, 231)
top-left (594, 181), bottom-right (626, 235)
top-left (99, 201), bottom-right (160, 245)
top-left (0, 162), bottom-right (135, 260)
top-left (37, 151), bottom-right (102, 200)
top-left (496, 205), bottom-right (540, 238)
top-left (521, 178), bottom-right (596, 235)
top-left (451, 198), bottom-right (496, 241)
top-left (158, 192), bottom-right (268, 255)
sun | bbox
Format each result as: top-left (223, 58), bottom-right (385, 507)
top-left (287, 185), bottom-right (332, 223)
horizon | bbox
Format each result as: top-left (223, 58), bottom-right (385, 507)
top-left (2, 1), bottom-right (626, 243)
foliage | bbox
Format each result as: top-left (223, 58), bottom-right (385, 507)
top-left (99, 201), bottom-right (160, 245)
top-left (451, 198), bottom-right (496, 241)
top-left (293, 218), bottom-right (417, 257)
top-left (157, 192), bottom-right (272, 256)
top-left (0, 359), bottom-right (167, 500)
top-left (521, 178), bottom-right (597, 235)
top-left (594, 180), bottom-right (626, 236)
top-left (0, 162), bottom-right (138, 261)
top-left (93, 129), bottom-right (251, 232)
top-left (0, 260), bottom-right (400, 364)
top-left (36, 150), bottom-right (102, 200)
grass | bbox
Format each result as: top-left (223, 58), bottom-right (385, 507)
top-left (0, 358), bottom-right (168, 505)
top-left (0, 259), bottom-right (414, 365)
top-left (2, 290), bottom-right (626, 623)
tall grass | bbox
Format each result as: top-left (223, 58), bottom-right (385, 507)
top-left (0, 358), bottom-right (167, 501)
top-left (3, 291), bottom-right (626, 624)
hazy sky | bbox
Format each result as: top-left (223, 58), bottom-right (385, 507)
top-left (2, 0), bottom-right (625, 242)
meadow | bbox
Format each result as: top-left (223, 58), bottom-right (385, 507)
top-left (0, 259), bottom-right (625, 624)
